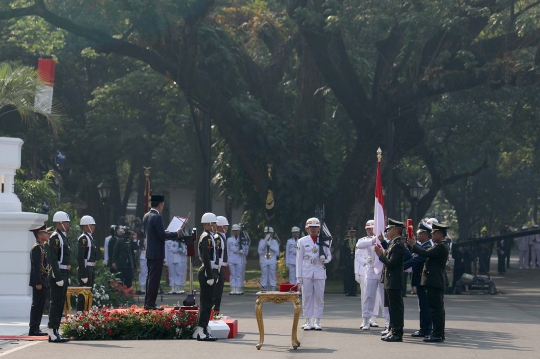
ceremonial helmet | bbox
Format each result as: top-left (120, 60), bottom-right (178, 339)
top-left (291, 226), bottom-right (300, 232)
top-left (232, 224), bottom-right (241, 231)
top-left (264, 226), bottom-right (274, 233)
top-left (426, 218), bottom-right (439, 226)
top-left (80, 215), bottom-right (96, 226)
top-left (216, 216), bottom-right (229, 226)
top-left (201, 212), bottom-right (218, 224)
top-left (52, 211), bottom-right (70, 222)
top-left (365, 220), bottom-right (375, 229)
top-left (306, 217), bottom-right (320, 227)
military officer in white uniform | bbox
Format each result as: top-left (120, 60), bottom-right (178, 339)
top-left (356, 219), bottom-right (388, 330)
top-left (258, 227), bottom-right (280, 291)
top-left (165, 239), bottom-right (187, 294)
top-left (228, 224), bottom-right (249, 294)
top-left (297, 217), bottom-right (332, 331)
top-left (286, 227), bottom-right (300, 284)
top-left (516, 226), bottom-right (531, 269)
top-left (139, 238), bottom-right (147, 294)
top-left (355, 222), bottom-right (370, 324)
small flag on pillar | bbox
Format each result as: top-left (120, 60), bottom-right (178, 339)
top-left (34, 58), bottom-right (56, 114)
top-left (144, 167), bottom-right (152, 213)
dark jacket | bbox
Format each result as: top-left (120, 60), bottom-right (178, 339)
top-left (107, 236), bottom-right (118, 268)
top-left (113, 238), bottom-right (135, 269)
top-left (412, 240), bottom-right (450, 290)
top-left (77, 233), bottom-right (97, 279)
top-left (199, 230), bottom-right (216, 279)
top-left (29, 241), bottom-right (48, 287)
top-left (142, 209), bottom-right (179, 260)
top-left (48, 231), bottom-right (71, 280)
top-left (404, 240), bottom-right (432, 287)
top-left (340, 238), bottom-right (356, 267)
top-left (378, 237), bottom-right (405, 290)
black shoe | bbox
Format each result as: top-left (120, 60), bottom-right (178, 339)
top-left (144, 305), bottom-right (163, 311)
top-left (382, 335), bottom-right (402, 342)
top-left (197, 328), bottom-right (218, 341)
top-left (402, 294), bottom-right (407, 298)
top-left (411, 330), bottom-right (427, 337)
top-left (49, 329), bottom-right (69, 343)
top-left (29, 331), bottom-right (48, 337)
top-left (423, 336), bottom-right (444, 342)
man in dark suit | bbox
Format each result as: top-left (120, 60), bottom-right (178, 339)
top-left (404, 222), bottom-right (433, 338)
top-left (28, 224), bottom-right (52, 336)
top-left (375, 218), bottom-right (405, 342)
top-left (142, 195), bottom-right (182, 310)
top-left (408, 222), bottom-right (450, 343)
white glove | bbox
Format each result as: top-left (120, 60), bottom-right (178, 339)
top-left (207, 279), bottom-right (215, 286)
top-left (319, 255), bottom-right (326, 261)
top-left (103, 260), bottom-right (108, 266)
top-left (56, 280), bottom-right (64, 287)
top-left (81, 278), bottom-right (88, 284)
top-left (297, 278), bottom-right (302, 285)
top-left (164, 261), bottom-right (168, 267)
top-left (239, 249), bottom-right (244, 254)
top-left (355, 274), bottom-right (361, 284)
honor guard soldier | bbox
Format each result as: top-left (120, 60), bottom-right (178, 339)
top-left (258, 227), bottom-right (279, 291)
top-left (28, 224), bottom-right (52, 336)
top-left (286, 227), bottom-right (300, 284)
top-left (374, 218), bottom-right (406, 342)
top-left (404, 222), bottom-right (433, 338)
top-left (47, 211), bottom-right (71, 343)
top-left (297, 217), bottom-right (331, 331)
top-left (341, 227), bottom-right (358, 296)
top-left (407, 222), bottom-right (451, 342)
top-left (165, 238), bottom-right (187, 294)
top-left (213, 216), bottom-right (229, 315)
top-left (77, 216), bottom-right (97, 312)
top-left (106, 225), bottom-right (123, 273)
top-left (227, 224), bottom-right (248, 295)
top-left (196, 212), bottom-right (219, 341)
top-left (112, 227), bottom-right (136, 288)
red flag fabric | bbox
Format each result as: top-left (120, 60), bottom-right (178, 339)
top-left (373, 157), bottom-right (386, 274)
top-left (144, 176), bottom-right (152, 213)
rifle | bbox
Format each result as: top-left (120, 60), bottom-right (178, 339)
top-left (315, 205), bottom-right (332, 260)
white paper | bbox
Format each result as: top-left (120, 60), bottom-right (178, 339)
top-left (167, 216), bottom-right (186, 232)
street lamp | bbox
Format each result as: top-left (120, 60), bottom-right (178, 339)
top-left (97, 180), bottom-right (111, 255)
top-left (408, 180), bottom-right (423, 226)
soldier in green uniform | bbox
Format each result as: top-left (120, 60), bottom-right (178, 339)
top-left (112, 227), bottom-right (136, 288)
top-left (375, 219), bottom-right (405, 342)
top-left (340, 227), bottom-right (358, 296)
top-left (28, 224), bottom-right (52, 336)
top-left (47, 211), bottom-right (71, 343)
top-left (407, 222), bottom-right (450, 343)
top-left (77, 216), bottom-right (97, 312)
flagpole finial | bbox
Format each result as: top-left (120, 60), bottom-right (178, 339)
top-left (267, 164), bottom-right (273, 180)
top-left (377, 148), bottom-right (382, 162)
top-left (144, 167), bottom-right (151, 177)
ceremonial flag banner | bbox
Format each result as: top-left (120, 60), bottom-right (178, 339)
top-left (374, 148), bottom-right (386, 239)
top-left (265, 164), bottom-right (275, 220)
top-left (34, 58), bottom-right (56, 114)
top-left (144, 176), bottom-right (152, 213)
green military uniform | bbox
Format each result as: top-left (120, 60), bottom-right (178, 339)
top-left (47, 230), bottom-right (71, 331)
top-left (77, 232), bottom-right (97, 311)
top-left (340, 228), bottom-right (358, 296)
top-left (29, 225), bottom-right (51, 336)
top-left (379, 235), bottom-right (405, 338)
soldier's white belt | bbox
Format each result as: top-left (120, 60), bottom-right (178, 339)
top-left (211, 263), bottom-right (220, 270)
top-left (86, 262), bottom-right (96, 267)
top-left (308, 259), bottom-right (319, 265)
top-left (59, 264), bottom-right (70, 270)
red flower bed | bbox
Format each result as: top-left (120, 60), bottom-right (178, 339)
top-left (61, 305), bottom-right (197, 340)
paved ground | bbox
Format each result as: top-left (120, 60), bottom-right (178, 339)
top-left (1, 255), bottom-right (539, 358)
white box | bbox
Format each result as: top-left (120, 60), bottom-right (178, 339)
top-left (192, 320), bottom-right (230, 339)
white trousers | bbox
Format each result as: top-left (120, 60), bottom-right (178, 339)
top-left (260, 261), bottom-right (276, 287)
top-left (229, 263), bottom-right (243, 287)
top-left (301, 278), bottom-right (325, 319)
top-left (362, 277), bottom-right (381, 319)
top-left (359, 274), bottom-right (366, 314)
top-left (168, 261), bottom-right (187, 286)
top-left (519, 249), bottom-right (530, 268)
top-left (139, 258), bottom-right (147, 286)
top-left (288, 265), bottom-right (297, 284)
top-left (531, 248), bottom-right (540, 267)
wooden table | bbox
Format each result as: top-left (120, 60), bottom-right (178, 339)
top-left (254, 291), bottom-right (301, 350)
top-left (64, 286), bottom-right (93, 316)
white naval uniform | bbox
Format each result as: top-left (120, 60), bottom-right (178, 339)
top-left (103, 235), bottom-right (112, 265)
top-left (139, 246), bottom-right (147, 288)
top-left (356, 236), bottom-right (388, 322)
top-left (516, 234), bottom-right (531, 268)
top-left (530, 234), bottom-right (540, 268)
top-left (285, 238), bottom-right (299, 284)
top-left (354, 237), bottom-right (368, 315)
top-left (227, 235), bottom-right (249, 288)
top-left (165, 240), bottom-right (188, 287)
top-left (258, 238), bottom-right (280, 287)
top-left (296, 235), bottom-right (331, 320)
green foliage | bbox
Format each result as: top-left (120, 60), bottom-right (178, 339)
top-left (14, 170), bottom-right (58, 213)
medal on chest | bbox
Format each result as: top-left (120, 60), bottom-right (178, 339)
top-left (235, 242), bottom-right (239, 247)
top-left (312, 247), bottom-right (318, 254)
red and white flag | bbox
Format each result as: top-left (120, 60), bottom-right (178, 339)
top-left (373, 148), bottom-right (385, 274)
top-left (144, 176), bottom-right (152, 213)
top-left (34, 58), bottom-right (56, 114)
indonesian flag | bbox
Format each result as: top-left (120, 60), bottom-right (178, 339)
top-left (144, 176), bottom-right (152, 213)
top-left (34, 59), bottom-right (56, 114)
top-left (373, 149), bottom-right (385, 274)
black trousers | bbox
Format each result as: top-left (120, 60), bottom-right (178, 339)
top-left (416, 285), bottom-right (432, 333)
top-left (77, 267), bottom-right (95, 312)
top-left (145, 259), bottom-right (164, 307)
top-left (386, 289), bottom-right (404, 336)
top-left (48, 270), bottom-right (69, 330)
top-left (497, 252), bottom-right (506, 274)
top-left (29, 285), bottom-right (47, 334)
top-left (343, 266), bottom-right (357, 295)
top-left (426, 287), bottom-right (445, 339)
top-left (117, 267), bottom-right (133, 288)
top-left (197, 267), bottom-right (216, 329)
top-left (213, 267), bottom-right (226, 311)
top-left (504, 248), bottom-right (512, 268)
top-left (402, 273), bottom-right (409, 296)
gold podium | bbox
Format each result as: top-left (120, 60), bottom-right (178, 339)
top-left (255, 291), bottom-right (301, 350)
top-left (64, 286), bottom-right (93, 316)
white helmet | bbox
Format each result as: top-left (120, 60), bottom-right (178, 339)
top-left (232, 224), bottom-right (241, 231)
top-left (201, 212), bottom-right (218, 224)
top-left (264, 226), bottom-right (274, 233)
top-left (216, 216), bottom-right (229, 226)
top-left (291, 226), bottom-right (300, 232)
top-left (52, 211), bottom-right (70, 222)
top-left (306, 217), bottom-right (320, 227)
top-left (80, 215), bottom-right (96, 226)
top-left (365, 220), bottom-right (375, 229)
top-left (426, 218), bottom-right (439, 226)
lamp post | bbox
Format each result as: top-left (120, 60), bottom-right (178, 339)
top-left (97, 180), bottom-right (111, 249)
top-left (408, 180), bottom-right (423, 227)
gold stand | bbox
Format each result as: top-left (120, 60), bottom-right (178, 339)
top-left (255, 291), bottom-right (301, 350)
top-left (64, 286), bottom-right (93, 316)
